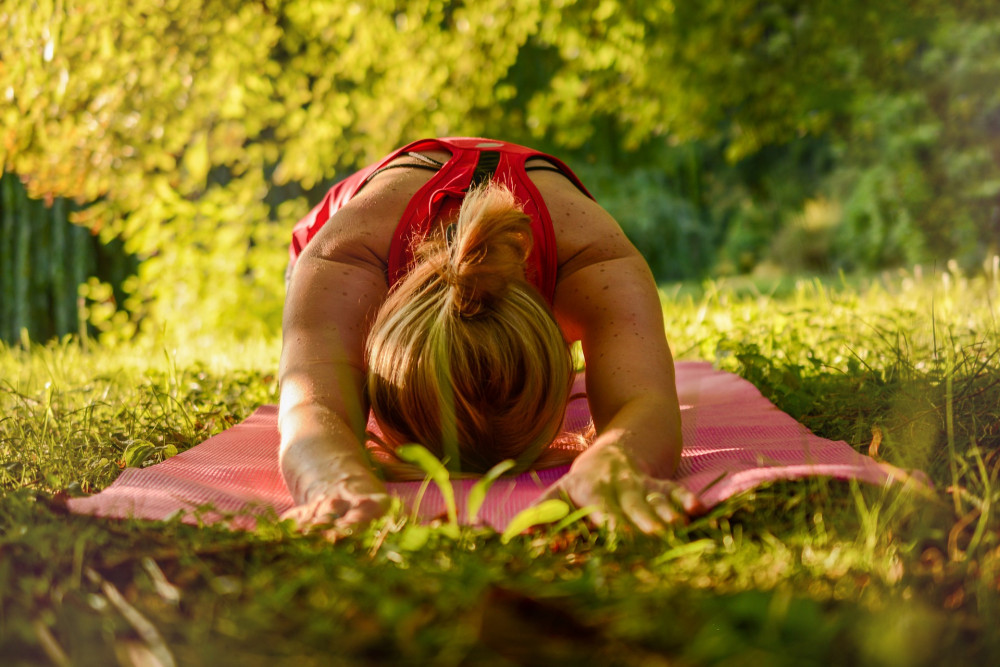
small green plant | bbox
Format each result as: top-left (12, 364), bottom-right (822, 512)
top-left (391, 446), bottom-right (581, 540)
top-left (396, 443), bottom-right (459, 535)
top-left (466, 459), bottom-right (515, 524)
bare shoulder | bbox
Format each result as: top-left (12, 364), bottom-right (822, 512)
top-left (298, 160), bottom-right (444, 276)
top-left (528, 171), bottom-right (642, 283)
top-left (529, 170), bottom-right (659, 343)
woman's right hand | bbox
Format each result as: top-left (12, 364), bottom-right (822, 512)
top-left (280, 457), bottom-right (391, 535)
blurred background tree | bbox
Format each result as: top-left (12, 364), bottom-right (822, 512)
top-left (1, 0), bottom-right (997, 343)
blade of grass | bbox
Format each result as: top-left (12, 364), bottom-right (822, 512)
top-left (551, 505), bottom-right (599, 533)
top-left (946, 338), bottom-right (962, 516)
top-left (466, 459), bottom-right (515, 524)
top-left (396, 444), bottom-right (458, 529)
top-left (964, 437), bottom-right (992, 558)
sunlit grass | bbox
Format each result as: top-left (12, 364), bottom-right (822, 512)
top-left (2, 261), bottom-right (999, 664)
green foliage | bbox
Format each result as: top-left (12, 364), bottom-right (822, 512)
top-left (1, 0), bottom-right (999, 341)
top-left (466, 459), bottom-right (515, 524)
top-left (706, 137), bottom-right (838, 276)
top-left (535, 1), bottom-right (840, 154)
top-left (573, 139), bottom-right (720, 280)
top-left (0, 172), bottom-right (137, 344)
top-left (0, 0), bottom-right (575, 342)
top-left (396, 443), bottom-right (459, 533)
top-left (827, 15), bottom-right (1000, 272)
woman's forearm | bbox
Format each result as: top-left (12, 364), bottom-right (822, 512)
top-left (573, 391), bottom-right (682, 479)
top-left (277, 400), bottom-right (390, 528)
top-left (278, 402), bottom-right (377, 504)
top-left (277, 339), bottom-right (375, 504)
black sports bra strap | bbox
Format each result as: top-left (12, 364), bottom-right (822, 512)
top-left (524, 165), bottom-right (567, 175)
top-left (404, 151), bottom-right (445, 167)
top-left (523, 156), bottom-right (591, 198)
top-left (361, 162), bottom-right (441, 187)
top-left (470, 150), bottom-right (501, 188)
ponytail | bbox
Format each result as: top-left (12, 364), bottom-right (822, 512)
top-left (365, 182), bottom-right (579, 477)
top-left (432, 185), bottom-right (533, 318)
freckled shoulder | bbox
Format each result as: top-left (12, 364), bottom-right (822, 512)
top-left (299, 165), bottom-right (441, 274)
top-left (528, 172), bottom-right (640, 284)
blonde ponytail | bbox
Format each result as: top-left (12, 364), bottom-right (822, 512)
top-left (434, 185), bottom-right (532, 318)
top-left (365, 182), bottom-right (577, 478)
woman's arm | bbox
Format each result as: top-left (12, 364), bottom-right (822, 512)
top-left (546, 203), bottom-right (702, 532)
top-left (279, 256), bottom-right (390, 529)
top-left (558, 252), bottom-right (682, 473)
top-left (278, 180), bottom-right (410, 529)
top-left (278, 166), bottom-right (436, 531)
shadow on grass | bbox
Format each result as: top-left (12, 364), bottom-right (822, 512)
top-left (721, 341), bottom-right (1000, 486)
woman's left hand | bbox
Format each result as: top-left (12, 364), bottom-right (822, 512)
top-left (534, 445), bottom-right (704, 534)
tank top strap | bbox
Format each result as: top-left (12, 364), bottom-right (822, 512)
top-left (435, 138), bottom-right (595, 200)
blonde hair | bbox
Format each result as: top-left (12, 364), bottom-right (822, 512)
top-left (365, 182), bottom-right (578, 479)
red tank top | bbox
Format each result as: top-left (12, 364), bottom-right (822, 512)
top-left (288, 137), bottom-right (593, 304)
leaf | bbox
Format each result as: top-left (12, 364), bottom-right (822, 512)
top-left (397, 525), bottom-right (430, 551)
top-left (123, 441), bottom-right (155, 468)
top-left (396, 444), bottom-right (457, 528)
top-left (551, 505), bottom-right (599, 533)
top-left (182, 133), bottom-right (210, 188)
top-left (500, 500), bottom-right (570, 544)
top-left (466, 459), bottom-right (515, 524)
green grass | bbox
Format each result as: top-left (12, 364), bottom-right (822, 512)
top-left (3, 262), bottom-right (1000, 665)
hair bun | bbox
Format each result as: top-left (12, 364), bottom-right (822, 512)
top-left (442, 182), bottom-right (533, 317)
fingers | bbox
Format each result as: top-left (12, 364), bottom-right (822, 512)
top-left (285, 497), bottom-right (351, 526)
top-left (646, 492), bottom-right (684, 527)
top-left (336, 493), bottom-right (391, 527)
top-left (534, 475), bottom-right (701, 535)
top-left (620, 486), bottom-right (697, 533)
top-left (618, 488), bottom-right (666, 534)
top-left (595, 474), bottom-right (701, 534)
top-left (665, 482), bottom-right (705, 516)
top-left (281, 492), bottom-right (391, 536)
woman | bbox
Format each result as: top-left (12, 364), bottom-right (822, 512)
top-left (279, 137), bottom-right (700, 535)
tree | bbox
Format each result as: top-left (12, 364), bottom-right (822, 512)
top-left (1, 0), bottom-right (994, 341)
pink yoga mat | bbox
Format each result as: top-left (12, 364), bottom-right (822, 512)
top-left (68, 362), bottom-right (925, 531)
